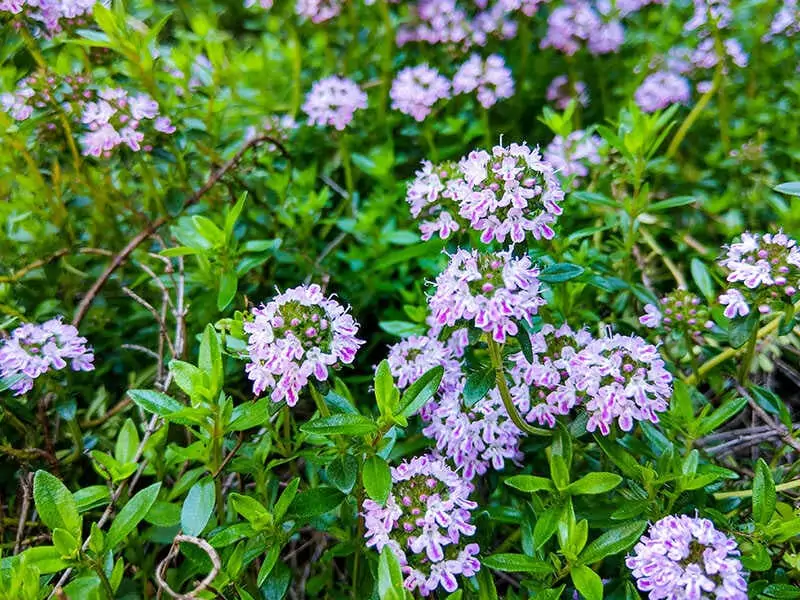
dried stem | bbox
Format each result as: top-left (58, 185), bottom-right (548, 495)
top-left (155, 534), bottom-right (221, 599)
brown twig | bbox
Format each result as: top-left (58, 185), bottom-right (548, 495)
top-left (211, 434), bottom-right (244, 479)
top-left (14, 472), bottom-right (33, 555)
top-left (71, 135), bottom-right (283, 327)
top-left (735, 383), bottom-right (800, 454)
top-left (155, 534), bottom-right (221, 599)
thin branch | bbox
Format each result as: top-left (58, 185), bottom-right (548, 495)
top-left (735, 383), bottom-right (800, 454)
top-left (13, 472), bottom-right (33, 555)
top-left (155, 534), bottom-right (221, 599)
top-left (72, 135), bottom-right (282, 327)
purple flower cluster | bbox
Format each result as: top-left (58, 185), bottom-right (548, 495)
top-left (244, 284), bottom-right (363, 406)
top-left (508, 324), bottom-right (593, 427)
top-left (302, 76), bottom-right (367, 130)
top-left (717, 231), bottom-right (800, 318)
top-left (639, 290), bottom-right (714, 343)
top-left (0, 0), bottom-right (99, 35)
top-left (395, 0), bottom-right (519, 49)
top-left (428, 248), bottom-right (546, 343)
top-left (363, 454), bottom-right (480, 596)
top-left (453, 141), bottom-right (564, 243)
top-left (0, 317), bottom-right (94, 396)
top-left (541, 0), bottom-right (625, 56)
top-left (295, 0), bottom-right (341, 22)
top-left (634, 71), bottom-right (691, 113)
top-left (1, 71), bottom-right (91, 123)
top-left (763, 0), bottom-right (799, 41)
top-left (390, 64), bottom-right (451, 122)
top-left (79, 88), bottom-right (175, 158)
top-left (626, 514), bottom-right (748, 599)
top-left (546, 75), bottom-right (589, 110)
top-left (544, 130), bottom-right (603, 188)
top-left (406, 160), bottom-right (464, 241)
top-left (570, 333), bottom-right (672, 434)
top-left (452, 54), bottom-right (514, 109)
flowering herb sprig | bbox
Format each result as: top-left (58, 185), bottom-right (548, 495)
top-left (0, 317), bottom-right (94, 396)
top-left (244, 284), bottom-right (363, 406)
top-left (363, 454), bottom-right (480, 595)
top-left (626, 514), bottom-right (748, 599)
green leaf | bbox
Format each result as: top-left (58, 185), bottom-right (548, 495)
top-left (33, 471), bottom-right (81, 539)
top-left (230, 494), bottom-right (271, 528)
top-left (567, 473), bottom-right (622, 495)
top-left (257, 544), bottom-right (281, 587)
top-left (571, 565), bottom-right (604, 600)
top-left (290, 487), bottom-right (345, 520)
top-left (516, 326), bottom-right (534, 362)
top-left (374, 360), bottom-right (399, 417)
top-left (752, 458), bottom-right (776, 525)
top-left (378, 545), bottom-right (405, 599)
top-left (464, 368), bottom-right (495, 407)
top-left (690, 258), bottom-right (714, 300)
top-left (181, 477), bottom-right (215, 536)
top-left (274, 478), bottom-right (299, 521)
top-left (762, 584), bottom-right (800, 599)
top-left (217, 271), bottom-right (237, 311)
top-left (774, 182), bottom-right (800, 197)
top-left (579, 521), bottom-right (647, 564)
top-left (538, 263), bottom-right (585, 284)
top-left (169, 360), bottom-right (204, 399)
top-left (0, 373), bottom-right (25, 392)
top-left (649, 195), bottom-right (696, 211)
top-left (105, 482), bottom-right (161, 550)
top-left (229, 398), bottom-right (271, 431)
top-left (728, 312), bottom-right (758, 349)
top-left (19, 546), bottom-right (68, 574)
top-left (378, 320), bottom-right (427, 338)
top-left (505, 475), bottom-right (555, 493)
top-left (127, 389), bottom-right (182, 416)
top-left (398, 366), bottom-right (444, 418)
top-left (327, 456), bottom-right (359, 494)
top-left (750, 385), bottom-right (792, 428)
top-left (482, 553), bottom-right (553, 573)
top-left (300, 414), bottom-right (377, 436)
top-left (114, 418), bottom-right (139, 465)
top-left (534, 506), bottom-right (560, 550)
top-left (73, 486), bottom-right (111, 513)
top-left (697, 396), bottom-right (747, 436)
top-left (52, 528), bottom-right (79, 556)
top-left (363, 455), bottom-right (392, 505)
top-left (549, 454), bottom-right (570, 490)
top-left (145, 501), bottom-right (181, 527)
top-left (199, 323), bottom-right (223, 393)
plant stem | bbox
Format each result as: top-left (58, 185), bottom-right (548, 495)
top-left (485, 335), bottom-right (551, 437)
top-left (378, 0), bottom-right (394, 123)
top-left (339, 134), bottom-right (355, 212)
top-left (310, 383), bottom-right (331, 418)
top-left (481, 106), bottom-right (492, 148)
top-left (423, 122), bottom-right (438, 162)
top-left (737, 325), bottom-right (759, 385)
top-left (92, 560), bottom-right (115, 599)
top-left (666, 66), bottom-right (722, 159)
top-left (714, 478), bottom-right (800, 500)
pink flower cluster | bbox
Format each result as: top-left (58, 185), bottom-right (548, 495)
top-left (302, 76), bottom-right (367, 130)
top-left (634, 71), bottom-right (691, 113)
top-left (541, 0), bottom-right (625, 56)
top-left (508, 324), bottom-right (593, 427)
top-left (546, 75), bottom-right (589, 110)
top-left (0, 317), bottom-right (94, 396)
top-left (79, 88), bottom-right (175, 158)
top-left (544, 130), bottom-right (603, 188)
top-left (717, 231), bottom-right (800, 318)
top-left (295, 0), bottom-right (341, 22)
top-left (507, 326), bottom-right (672, 433)
top-left (363, 454), bottom-right (480, 596)
top-left (244, 284), bottom-right (363, 406)
top-left (404, 141), bottom-right (565, 244)
top-left (428, 248), bottom-right (546, 343)
top-left (395, 0), bottom-right (519, 49)
top-left (639, 290), bottom-right (714, 344)
top-left (452, 54), bottom-right (514, 109)
top-left (1, 71), bottom-right (91, 122)
top-left (390, 64), bottom-right (451, 122)
top-left (626, 514), bottom-right (747, 599)
top-left (0, 0), bottom-right (99, 35)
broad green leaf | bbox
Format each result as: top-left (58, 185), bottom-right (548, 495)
top-left (300, 414), bottom-right (377, 436)
top-left (774, 182), bottom-right (800, 197)
top-left (697, 396), bottom-right (747, 436)
top-left (374, 360), bottom-right (399, 417)
top-left (114, 418), bottom-right (139, 465)
top-left (728, 312), bottom-right (758, 349)
top-left (33, 471), bottom-right (81, 539)
top-left (464, 368), bottom-right (495, 407)
top-left (649, 195), bottom-right (696, 211)
top-left (327, 456), bottom-right (359, 494)
top-left (127, 389), bottom-right (182, 416)
top-left (378, 545), bottom-right (404, 599)
top-left (363, 455), bottom-right (392, 505)
top-left (257, 544), bottom-right (281, 587)
top-left (105, 482), bottom-right (161, 549)
top-left (567, 473), bottom-right (622, 495)
top-left (482, 553), bottom-right (553, 573)
top-left (199, 323), bottom-right (223, 392)
top-left (579, 521), bottom-right (647, 564)
top-left (398, 366), bottom-right (444, 418)
top-left (274, 478), bottom-right (300, 521)
top-left (690, 258), bottom-right (714, 300)
top-left (181, 477), bottom-right (215, 536)
top-left (290, 487), bottom-right (345, 520)
top-left (217, 271), bottom-right (237, 311)
top-left (230, 493), bottom-right (271, 529)
top-left (752, 459), bottom-right (776, 525)
top-left (505, 475), bottom-right (555, 493)
top-left (538, 263), bottom-right (585, 284)
top-left (19, 546), bottom-right (68, 574)
top-left (73, 486), bottom-right (111, 513)
top-left (571, 565), bottom-right (603, 600)
top-left (534, 506), bottom-right (560, 550)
